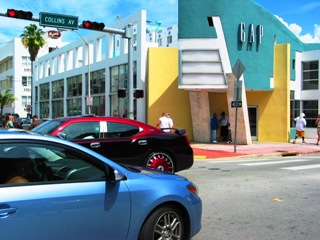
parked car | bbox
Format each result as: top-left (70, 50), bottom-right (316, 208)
top-left (31, 115), bottom-right (194, 173)
top-left (0, 130), bottom-right (202, 240)
top-left (14, 117), bottom-right (31, 129)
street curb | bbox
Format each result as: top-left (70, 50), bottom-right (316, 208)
top-left (194, 150), bottom-right (320, 160)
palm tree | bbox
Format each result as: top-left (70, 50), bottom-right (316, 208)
top-left (20, 24), bottom-right (46, 61)
top-left (0, 89), bottom-right (16, 117)
top-left (20, 24), bottom-right (46, 114)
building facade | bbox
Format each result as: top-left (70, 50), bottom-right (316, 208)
top-left (0, 36), bottom-right (67, 117)
top-left (31, 0), bottom-right (320, 143)
top-left (178, 0), bottom-right (320, 142)
top-left (33, 11), bottom-right (149, 121)
top-left (32, 11), bottom-right (191, 139)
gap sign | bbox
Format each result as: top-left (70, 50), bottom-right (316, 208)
top-left (39, 12), bottom-right (78, 29)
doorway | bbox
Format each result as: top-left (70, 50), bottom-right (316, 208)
top-left (248, 106), bottom-right (257, 141)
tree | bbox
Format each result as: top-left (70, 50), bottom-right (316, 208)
top-left (20, 24), bottom-right (46, 61)
top-left (20, 24), bottom-right (46, 114)
top-left (0, 89), bottom-right (16, 116)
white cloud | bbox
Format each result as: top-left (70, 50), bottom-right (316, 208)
top-left (275, 15), bottom-right (320, 43)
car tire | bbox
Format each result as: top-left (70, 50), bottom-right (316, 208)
top-left (138, 205), bottom-right (185, 240)
top-left (145, 152), bottom-right (175, 173)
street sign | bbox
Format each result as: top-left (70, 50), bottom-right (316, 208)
top-left (231, 101), bottom-right (242, 108)
top-left (86, 96), bottom-right (93, 106)
top-left (39, 12), bottom-right (78, 29)
top-left (232, 59), bottom-right (245, 80)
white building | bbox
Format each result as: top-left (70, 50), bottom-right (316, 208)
top-left (0, 35), bottom-right (67, 117)
top-left (33, 10), bottom-right (155, 121)
top-left (146, 22), bottom-right (178, 48)
top-left (0, 9), bottom-right (179, 123)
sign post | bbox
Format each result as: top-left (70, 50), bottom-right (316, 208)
top-left (232, 59), bottom-right (245, 153)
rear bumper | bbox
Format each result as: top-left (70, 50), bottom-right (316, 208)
top-left (175, 146), bottom-right (194, 172)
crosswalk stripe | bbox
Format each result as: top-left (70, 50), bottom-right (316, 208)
top-left (281, 164), bottom-right (320, 171)
top-left (239, 159), bottom-right (310, 166)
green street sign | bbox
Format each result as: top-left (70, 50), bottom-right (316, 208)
top-left (39, 12), bottom-right (78, 29)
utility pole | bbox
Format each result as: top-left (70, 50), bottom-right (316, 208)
top-left (126, 24), bottom-right (134, 119)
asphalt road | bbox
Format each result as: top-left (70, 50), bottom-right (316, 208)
top-left (179, 155), bottom-right (320, 240)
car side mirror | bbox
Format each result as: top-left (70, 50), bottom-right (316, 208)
top-left (105, 164), bottom-right (125, 183)
top-left (56, 132), bottom-right (67, 140)
top-left (114, 169), bottom-right (125, 182)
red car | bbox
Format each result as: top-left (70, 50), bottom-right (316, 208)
top-left (32, 115), bottom-right (193, 173)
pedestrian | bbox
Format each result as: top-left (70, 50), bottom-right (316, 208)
top-left (156, 113), bottom-right (165, 128)
top-left (8, 115), bottom-right (15, 128)
top-left (219, 111), bottom-right (229, 141)
top-left (210, 113), bottom-right (219, 143)
top-left (3, 115), bottom-right (13, 128)
top-left (28, 115), bottom-right (41, 130)
top-left (315, 114), bottom-right (320, 145)
top-left (292, 113), bottom-right (307, 144)
top-left (156, 112), bottom-right (173, 132)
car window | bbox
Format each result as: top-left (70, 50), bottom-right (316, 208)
top-left (98, 122), bottom-right (140, 138)
top-left (63, 122), bottom-right (99, 140)
top-left (32, 120), bottom-right (64, 134)
top-left (0, 142), bottom-right (106, 185)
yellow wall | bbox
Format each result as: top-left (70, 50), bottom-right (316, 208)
top-left (147, 48), bottom-right (194, 140)
top-left (247, 44), bottom-right (290, 142)
top-left (146, 45), bottom-right (290, 143)
top-left (209, 92), bottom-right (228, 118)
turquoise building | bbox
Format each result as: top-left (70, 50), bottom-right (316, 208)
top-left (178, 0), bottom-right (320, 143)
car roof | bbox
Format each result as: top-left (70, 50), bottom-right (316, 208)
top-left (50, 115), bottom-right (160, 130)
top-left (0, 128), bottom-right (32, 134)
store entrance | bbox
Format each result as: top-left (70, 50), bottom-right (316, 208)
top-left (248, 106), bottom-right (257, 141)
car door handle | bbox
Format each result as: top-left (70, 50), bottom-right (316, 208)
top-left (0, 205), bottom-right (17, 218)
top-left (90, 142), bottom-right (101, 148)
top-left (138, 140), bottom-right (148, 145)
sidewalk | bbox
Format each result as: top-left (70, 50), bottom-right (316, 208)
top-left (191, 138), bottom-right (320, 160)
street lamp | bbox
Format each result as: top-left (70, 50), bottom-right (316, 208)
top-left (72, 30), bottom-right (91, 114)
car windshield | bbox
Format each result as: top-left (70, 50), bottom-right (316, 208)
top-left (32, 120), bottom-right (64, 134)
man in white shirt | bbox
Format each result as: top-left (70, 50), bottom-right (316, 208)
top-left (156, 113), bottom-right (173, 132)
top-left (292, 113), bottom-right (307, 144)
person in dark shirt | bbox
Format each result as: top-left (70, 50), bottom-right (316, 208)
top-left (28, 115), bottom-right (41, 130)
top-left (210, 113), bottom-right (219, 143)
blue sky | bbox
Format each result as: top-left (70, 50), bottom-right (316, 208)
top-left (0, 0), bottom-right (319, 44)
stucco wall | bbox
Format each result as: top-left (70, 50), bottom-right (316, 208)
top-left (247, 44), bottom-right (290, 142)
top-left (147, 48), bottom-right (194, 140)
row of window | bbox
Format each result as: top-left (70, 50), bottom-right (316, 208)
top-left (290, 98), bottom-right (318, 128)
top-left (36, 63), bottom-right (137, 119)
top-left (302, 61), bottom-right (319, 90)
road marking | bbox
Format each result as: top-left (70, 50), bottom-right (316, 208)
top-left (281, 164), bottom-right (320, 171)
top-left (239, 159), bottom-right (310, 166)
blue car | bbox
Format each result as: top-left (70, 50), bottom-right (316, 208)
top-left (0, 130), bottom-right (202, 240)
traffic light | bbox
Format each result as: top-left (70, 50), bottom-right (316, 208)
top-left (134, 89), bottom-right (144, 99)
top-left (118, 89), bottom-right (126, 98)
top-left (82, 21), bottom-right (105, 30)
top-left (7, 9), bottom-right (33, 20)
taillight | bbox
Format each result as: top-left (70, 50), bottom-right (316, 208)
top-left (185, 135), bottom-right (191, 146)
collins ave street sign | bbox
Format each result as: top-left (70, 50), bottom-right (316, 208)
top-left (39, 12), bottom-right (78, 29)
